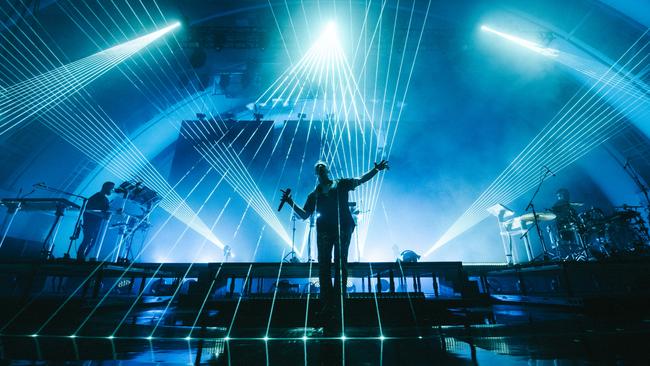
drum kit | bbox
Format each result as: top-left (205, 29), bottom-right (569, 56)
top-left (514, 202), bottom-right (649, 261)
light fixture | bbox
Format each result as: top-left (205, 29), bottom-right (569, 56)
top-left (480, 24), bottom-right (559, 58)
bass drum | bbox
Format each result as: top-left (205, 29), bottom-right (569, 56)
top-left (578, 208), bottom-right (607, 234)
top-left (578, 208), bottom-right (610, 259)
top-left (604, 210), bottom-right (640, 255)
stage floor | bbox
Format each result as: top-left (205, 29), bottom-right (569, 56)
top-left (0, 259), bottom-right (648, 363)
top-left (0, 304), bottom-right (648, 364)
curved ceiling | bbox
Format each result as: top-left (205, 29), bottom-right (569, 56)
top-left (1, 0), bottom-right (648, 262)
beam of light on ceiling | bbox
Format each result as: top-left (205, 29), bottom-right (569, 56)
top-left (480, 24), bottom-right (559, 58)
top-left (181, 120), bottom-right (293, 249)
top-left (0, 18), bottom-right (224, 249)
top-left (0, 21), bottom-right (180, 136)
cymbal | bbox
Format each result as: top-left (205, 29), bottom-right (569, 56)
top-left (614, 204), bottom-right (643, 209)
top-left (518, 212), bottom-right (557, 222)
top-left (609, 210), bottom-right (640, 221)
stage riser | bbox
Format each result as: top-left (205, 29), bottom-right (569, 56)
top-left (485, 260), bottom-right (650, 306)
top-left (0, 261), bottom-right (476, 302)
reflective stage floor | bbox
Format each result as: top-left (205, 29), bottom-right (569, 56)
top-left (1, 304), bottom-right (648, 365)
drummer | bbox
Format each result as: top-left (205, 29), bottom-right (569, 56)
top-left (551, 188), bottom-right (580, 238)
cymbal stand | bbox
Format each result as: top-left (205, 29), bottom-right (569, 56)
top-left (522, 167), bottom-right (554, 262)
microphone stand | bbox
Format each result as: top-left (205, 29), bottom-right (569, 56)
top-left (284, 214), bottom-right (299, 263)
top-left (521, 167), bottom-right (553, 262)
top-left (306, 214), bottom-right (315, 262)
top-left (64, 197), bottom-right (88, 259)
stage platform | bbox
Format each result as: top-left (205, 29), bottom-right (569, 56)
top-left (0, 258), bottom-right (648, 363)
top-left (0, 258), bottom-right (647, 308)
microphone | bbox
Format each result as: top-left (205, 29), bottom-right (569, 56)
top-left (278, 188), bottom-right (291, 211)
top-left (543, 165), bottom-right (556, 177)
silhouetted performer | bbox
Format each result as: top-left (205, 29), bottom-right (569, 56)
top-left (281, 159), bottom-right (389, 325)
top-left (77, 181), bottom-right (114, 261)
top-left (551, 188), bottom-right (580, 234)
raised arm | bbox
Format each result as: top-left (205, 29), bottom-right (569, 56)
top-left (358, 160), bottom-right (389, 185)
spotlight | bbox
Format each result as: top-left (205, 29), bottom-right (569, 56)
top-left (263, 336), bottom-right (269, 342)
top-left (340, 335), bottom-right (347, 341)
top-left (321, 21), bottom-right (338, 47)
top-left (302, 335), bottom-right (308, 341)
top-left (398, 250), bottom-right (421, 263)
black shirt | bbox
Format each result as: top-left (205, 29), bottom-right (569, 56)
top-left (551, 200), bottom-right (578, 229)
top-left (303, 178), bottom-right (360, 233)
top-left (84, 192), bottom-right (109, 223)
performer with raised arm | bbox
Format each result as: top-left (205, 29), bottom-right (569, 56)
top-left (280, 159), bottom-right (389, 327)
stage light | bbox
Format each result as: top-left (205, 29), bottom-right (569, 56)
top-left (185, 336), bottom-right (191, 341)
top-left (224, 336), bottom-right (230, 341)
top-left (30, 334), bottom-right (38, 338)
top-left (398, 250), bottom-right (421, 263)
top-left (379, 335), bottom-right (386, 341)
top-left (263, 336), bottom-right (269, 342)
top-left (321, 21), bottom-right (338, 47)
top-left (341, 335), bottom-right (347, 341)
top-left (107, 335), bottom-right (114, 340)
top-left (302, 335), bottom-right (308, 341)
top-left (69, 334), bottom-right (76, 339)
top-left (480, 24), bottom-right (559, 58)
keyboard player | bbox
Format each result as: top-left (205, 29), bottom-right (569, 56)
top-left (77, 182), bottom-right (115, 261)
